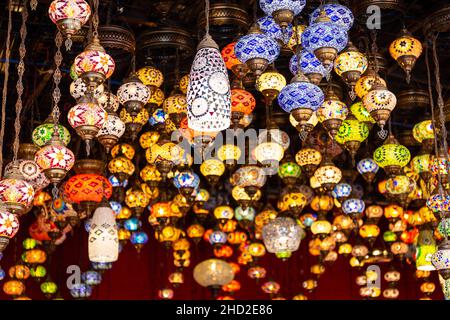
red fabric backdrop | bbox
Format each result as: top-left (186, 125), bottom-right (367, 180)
top-left (0, 213), bottom-right (443, 300)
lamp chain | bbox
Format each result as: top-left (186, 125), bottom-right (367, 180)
top-left (0, 0), bottom-right (13, 178)
top-left (425, 42), bottom-right (440, 169)
top-left (30, 0), bottom-right (37, 10)
top-left (205, 0), bottom-right (210, 36)
top-left (52, 31), bottom-right (63, 133)
top-left (432, 34), bottom-right (450, 165)
top-left (426, 34), bottom-right (449, 240)
top-left (92, 0), bottom-right (99, 37)
top-left (431, 33), bottom-right (450, 242)
top-left (370, 30), bottom-right (380, 74)
top-left (13, 0), bottom-right (29, 161)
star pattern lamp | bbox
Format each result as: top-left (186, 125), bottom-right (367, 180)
top-left (35, 132), bottom-right (75, 185)
top-left (68, 96), bottom-right (107, 146)
top-left (389, 29), bottom-right (423, 83)
top-left (74, 36), bottom-right (115, 90)
top-left (48, 0), bottom-right (91, 49)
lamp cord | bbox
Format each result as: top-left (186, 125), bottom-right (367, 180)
top-left (0, 0), bottom-right (13, 177)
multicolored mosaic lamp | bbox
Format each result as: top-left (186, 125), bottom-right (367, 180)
top-left (317, 87), bottom-right (348, 139)
top-left (334, 42), bottom-right (368, 97)
top-left (363, 79), bottom-right (397, 135)
top-left (48, 0), bottom-right (91, 49)
top-left (32, 117), bottom-right (71, 147)
top-left (74, 37), bottom-right (115, 90)
top-left (35, 132), bottom-right (75, 185)
top-left (389, 28), bottom-right (423, 83)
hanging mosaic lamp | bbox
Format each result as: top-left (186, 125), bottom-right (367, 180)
top-left (334, 42), bottom-right (368, 98)
top-left (317, 87), bottom-right (348, 139)
top-left (432, 240), bottom-right (450, 280)
top-left (0, 163), bottom-right (34, 216)
top-left (357, 158), bottom-right (379, 183)
top-left (0, 209), bottom-right (19, 252)
top-left (412, 120), bottom-right (434, 151)
top-left (230, 87), bottom-right (256, 126)
top-left (362, 78), bottom-right (397, 135)
top-left (35, 131), bottom-right (75, 185)
top-left (262, 216), bottom-right (304, 260)
top-left (259, 0), bottom-right (306, 30)
top-left (88, 202), bottom-right (119, 263)
top-left (235, 23), bottom-right (280, 77)
top-left (4, 160), bottom-right (49, 193)
top-left (48, 0), bottom-right (91, 49)
top-left (74, 36), bottom-right (115, 90)
top-left (96, 111), bottom-right (125, 153)
top-left (289, 50), bottom-right (328, 85)
top-left (336, 116), bottom-right (370, 161)
top-left (301, 9), bottom-right (348, 69)
top-left (117, 73), bottom-right (151, 116)
top-left (278, 71), bottom-right (324, 138)
top-left (313, 156), bottom-right (342, 191)
top-left (389, 28), bottom-right (423, 83)
top-left (32, 116), bottom-right (71, 147)
top-left (257, 15), bottom-right (293, 45)
top-left (187, 31), bottom-right (231, 132)
top-left (373, 133), bottom-right (411, 176)
top-left (163, 93), bottom-right (188, 127)
top-left (350, 101), bottom-right (376, 126)
top-left (68, 94), bottom-right (107, 151)
top-left (221, 42), bottom-right (249, 80)
top-left (310, 3), bottom-right (354, 31)
top-left (295, 148), bottom-right (322, 177)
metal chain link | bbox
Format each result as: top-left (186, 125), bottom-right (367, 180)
top-left (0, 0), bottom-right (13, 177)
top-left (92, 0), bottom-right (99, 37)
top-left (52, 31), bottom-right (63, 132)
top-left (13, 0), bottom-right (29, 161)
top-left (370, 30), bottom-right (380, 74)
top-left (432, 34), bottom-right (450, 165)
top-left (30, 0), bottom-right (37, 10)
top-left (205, 0), bottom-right (210, 36)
